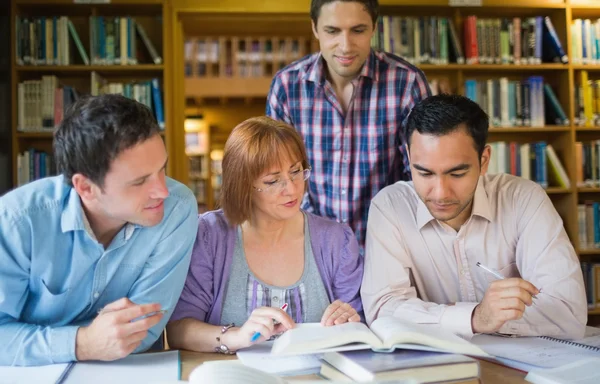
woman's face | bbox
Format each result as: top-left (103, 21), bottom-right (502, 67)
top-left (251, 158), bottom-right (307, 223)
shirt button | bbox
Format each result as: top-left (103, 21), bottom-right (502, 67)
top-left (341, 189), bottom-right (347, 195)
top-left (94, 292), bottom-right (100, 298)
top-left (273, 296), bottom-right (279, 302)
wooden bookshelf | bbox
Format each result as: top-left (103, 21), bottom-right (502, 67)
top-left (10, 0), bottom-right (173, 188)
top-left (167, 0), bottom-right (600, 319)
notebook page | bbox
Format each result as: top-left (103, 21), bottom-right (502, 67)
top-left (0, 363), bottom-right (70, 384)
top-left (63, 350), bottom-right (179, 384)
top-left (369, 317), bottom-right (489, 357)
top-left (271, 322), bottom-right (381, 355)
top-left (237, 340), bottom-right (322, 376)
top-left (525, 357), bottom-right (600, 384)
top-left (473, 334), bottom-right (599, 369)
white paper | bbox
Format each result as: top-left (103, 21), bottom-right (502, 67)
top-left (525, 357), bottom-right (600, 384)
top-left (63, 350), bottom-right (179, 384)
top-left (0, 363), bottom-right (71, 384)
top-left (237, 340), bottom-right (322, 376)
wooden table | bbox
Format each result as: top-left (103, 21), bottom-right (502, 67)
top-left (180, 351), bottom-right (528, 383)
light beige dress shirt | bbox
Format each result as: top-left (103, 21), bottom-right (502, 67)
top-left (361, 173), bottom-right (587, 340)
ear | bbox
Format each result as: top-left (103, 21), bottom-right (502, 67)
top-left (72, 173), bottom-right (99, 203)
top-left (479, 144), bottom-right (491, 175)
top-left (311, 20), bottom-right (319, 40)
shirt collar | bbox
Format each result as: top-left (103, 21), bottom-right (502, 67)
top-left (304, 49), bottom-right (379, 85)
top-left (416, 176), bottom-right (493, 230)
top-left (60, 187), bottom-right (139, 241)
top-left (61, 187), bottom-right (87, 233)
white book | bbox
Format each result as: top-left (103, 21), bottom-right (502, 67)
top-left (271, 317), bottom-right (489, 357)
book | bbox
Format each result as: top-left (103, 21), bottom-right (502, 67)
top-left (236, 341), bottom-right (322, 376)
top-left (188, 360), bottom-right (416, 384)
top-left (472, 326), bottom-right (600, 372)
top-left (524, 357), bottom-right (600, 384)
top-left (0, 350), bottom-right (180, 384)
top-left (321, 349), bottom-right (480, 383)
top-left (270, 317), bottom-right (489, 357)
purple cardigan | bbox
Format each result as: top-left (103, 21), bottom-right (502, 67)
top-left (170, 210), bottom-right (364, 325)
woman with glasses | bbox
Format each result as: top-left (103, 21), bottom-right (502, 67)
top-left (166, 116), bottom-right (363, 354)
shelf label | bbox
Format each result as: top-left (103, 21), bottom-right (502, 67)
top-left (449, 0), bottom-right (482, 6)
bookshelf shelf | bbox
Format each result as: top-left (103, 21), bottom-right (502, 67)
top-left (578, 188), bottom-right (600, 193)
top-left (16, 65), bottom-right (164, 73)
top-left (545, 187), bottom-right (572, 194)
top-left (489, 126), bottom-right (570, 133)
top-left (572, 65), bottom-right (600, 70)
top-left (16, 131), bottom-right (165, 139)
top-left (588, 309), bottom-right (600, 315)
top-left (579, 249), bottom-right (600, 255)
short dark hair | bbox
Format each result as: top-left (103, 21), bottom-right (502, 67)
top-left (53, 94), bottom-right (161, 188)
top-left (310, 0), bottom-right (379, 27)
top-left (406, 94), bottom-right (489, 157)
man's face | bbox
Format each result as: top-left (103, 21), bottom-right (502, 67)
top-left (93, 134), bottom-right (170, 228)
top-left (409, 126), bottom-right (490, 230)
top-left (312, 1), bottom-right (375, 83)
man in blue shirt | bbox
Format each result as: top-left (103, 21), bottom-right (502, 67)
top-left (0, 94), bottom-right (198, 366)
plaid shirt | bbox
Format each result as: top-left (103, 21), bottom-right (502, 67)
top-left (266, 50), bottom-right (431, 251)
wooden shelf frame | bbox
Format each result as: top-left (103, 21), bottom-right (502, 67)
top-left (10, 0), bottom-right (176, 186)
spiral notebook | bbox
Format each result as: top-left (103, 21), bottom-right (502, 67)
top-left (473, 326), bottom-right (600, 371)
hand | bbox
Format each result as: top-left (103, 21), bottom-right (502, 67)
top-left (472, 278), bottom-right (540, 334)
top-left (76, 298), bottom-right (164, 361)
top-left (320, 300), bottom-right (361, 326)
top-left (222, 306), bottom-right (295, 351)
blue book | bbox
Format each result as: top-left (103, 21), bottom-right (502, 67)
top-left (322, 349), bottom-right (479, 382)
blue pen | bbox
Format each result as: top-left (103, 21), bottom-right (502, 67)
top-left (251, 302), bottom-right (288, 342)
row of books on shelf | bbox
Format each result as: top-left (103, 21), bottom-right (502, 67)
top-left (465, 77), bottom-right (567, 128)
top-left (15, 16), bottom-right (161, 66)
top-left (189, 179), bottom-right (207, 204)
top-left (16, 149), bottom-right (55, 187)
top-left (17, 73), bottom-right (164, 132)
top-left (184, 37), bottom-right (305, 78)
top-left (576, 71), bottom-right (600, 127)
top-left (370, 15), bottom-right (567, 66)
top-left (572, 18), bottom-right (600, 65)
top-left (582, 262), bottom-right (600, 310)
top-left (488, 141), bottom-right (568, 189)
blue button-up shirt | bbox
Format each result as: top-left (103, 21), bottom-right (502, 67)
top-left (0, 175), bottom-right (198, 366)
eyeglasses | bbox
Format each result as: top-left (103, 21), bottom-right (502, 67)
top-left (253, 168), bottom-right (311, 194)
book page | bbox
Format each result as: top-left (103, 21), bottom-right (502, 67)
top-left (237, 341), bottom-right (322, 376)
top-left (0, 363), bottom-right (71, 384)
top-left (369, 317), bottom-right (489, 357)
top-left (525, 357), bottom-right (600, 384)
top-left (63, 350), bottom-right (180, 383)
top-left (473, 334), bottom-right (599, 368)
top-left (271, 322), bottom-right (383, 355)
top-left (189, 361), bottom-right (284, 384)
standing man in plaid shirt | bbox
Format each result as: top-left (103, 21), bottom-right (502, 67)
top-left (266, 0), bottom-right (431, 253)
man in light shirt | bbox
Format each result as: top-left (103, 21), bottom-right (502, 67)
top-left (0, 94), bottom-right (198, 366)
top-left (361, 94), bottom-right (587, 340)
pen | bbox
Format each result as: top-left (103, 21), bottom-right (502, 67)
top-left (250, 302), bottom-right (288, 342)
top-left (476, 262), bottom-right (537, 299)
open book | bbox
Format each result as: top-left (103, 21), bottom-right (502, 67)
top-left (271, 317), bottom-right (489, 357)
top-left (188, 360), bottom-right (417, 384)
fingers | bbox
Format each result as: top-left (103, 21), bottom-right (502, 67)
top-left (102, 297), bottom-right (136, 312)
top-left (491, 278), bottom-right (540, 296)
top-left (321, 301), bottom-right (357, 326)
top-left (498, 286), bottom-right (534, 306)
top-left (251, 307), bottom-right (295, 329)
top-left (122, 311), bottom-right (164, 335)
top-left (321, 300), bottom-right (343, 325)
top-left (348, 313), bottom-right (361, 322)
